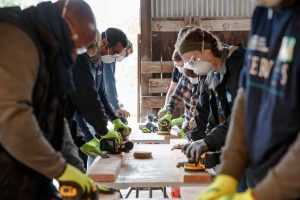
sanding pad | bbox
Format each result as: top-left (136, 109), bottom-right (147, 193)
top-left (133, 151), bottom-right (152, 159)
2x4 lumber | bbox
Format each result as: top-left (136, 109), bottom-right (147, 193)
top-left (152, 18), bottom-right (251, 32)
top-left (141, 61), bottom-right (173, 74)
top-left (149, 78), bottom-right (171, 93)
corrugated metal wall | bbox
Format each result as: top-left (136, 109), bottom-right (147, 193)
top-left (152, 0), bottom-right (255, 18)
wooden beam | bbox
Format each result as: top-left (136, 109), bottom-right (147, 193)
top-left (142, 96), bottom-right (165, 109)
top-left (87, 154), bottom-right (123, 182)
top-left (141, 61), bottom-right (174, 74)
top-left (152, 18), bottom-right (251, 32)
top-left (149, 78), bottom-right (171, 93)
top-left (140, 0), bottom-right (152, 61)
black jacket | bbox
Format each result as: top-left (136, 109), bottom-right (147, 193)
top-left (191, 47), bottom-right (245, 151)
top-left (66, 54), bottom-right (118, 145)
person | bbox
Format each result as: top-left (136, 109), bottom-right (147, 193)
top-left (102, 40), bottom-right (133, 118)
top-left (0, 0), bottom-right (98, 199)
top-left (177, 27), bottom-right (245, 170)
top-left (197, 0), bottom-right (300, 199)
top-left (102, 30), bottom-right (132, 119)
top-left (67, 30), bottom-right (131, 167)
top-left (158, 50), bottom-right (184, 118)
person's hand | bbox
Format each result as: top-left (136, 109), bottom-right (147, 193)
top-left (171, 142), bottom-right (187, 150)
top-left (159, 113), bottom-right (173, 124)
top-left (112, 118), bottom-right (131, 138)
top-left (181, 141), bottom-right (192, 152)
top-left (116, 108), bottom-right (130, 118)
top-left (177, 129), bottom-right (188, 139)
top-left (185, 139), bottom-right (208, 162)
top-left (171, 116), bottom-right (185, 126)
top-left (215, 189), bottom-right (255, 200)
top-left (102, 130), bottom-right (123, 143)
top-left (57, 164), bottom-right (94, 193)
top-left (196, 174), bottom-right (238, 200)
top-left (158, 107), bottom-right (167, 118)
top-left (80, 137), bottom-right (108, 158)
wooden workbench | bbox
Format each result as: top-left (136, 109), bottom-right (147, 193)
top-left (88, 144), bottom-right (213, 189)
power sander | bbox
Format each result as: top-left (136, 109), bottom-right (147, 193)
top-left (99, 138), bottom-right (134, 154)
top-left (176, 152), bottom-right (220, 171)
top-left (59, 182), bottom-right (98, 200)
top-left (157, 120), bottom-right (171, 135)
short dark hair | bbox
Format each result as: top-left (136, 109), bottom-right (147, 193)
top-left (172, 49), bottom-right (182, 62)
top-left (183, 68), bottom-right (197, 78)
top-left (101, 28), bottom-right (128, 48)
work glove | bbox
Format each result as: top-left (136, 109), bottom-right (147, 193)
top-left (171, 116), bottom-right (185, 126)
top-left (57, 164), bottom-right (94, 193)
top-left (158, 107), bottom-right (167, 118)
top-left (102, 129), bottom-right (123, 143)
top-left (196, 174), bottom-right (238, 200)
top-left (159, 113), bottom-right (173, 123)
top-left (215, 189), bottom-right (255, 200)
top-left (96, 184), bottom-right (117, 194)
top-left (185, 139), bottom-right (208, 162)
top-left (177, 129), bottom-right (188, 139)
top-left (80, 137), bottom-right (107, 158)
top-left (181, 141), bottom-right (192, 152)
top-left (113, 118), bottom-right (132, 138)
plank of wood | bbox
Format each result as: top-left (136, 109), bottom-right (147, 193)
top-left (180, 186), bottom-right (208, 200)
top-left (141, 61), bottom-right (173, 74)
top-left (152, 18), bottom-right (251, 32)
top-left (142, 96), bottom-right (165, 109)
top-left (171, 148), bottom-right (213, 184)
top-left (140, 0), bottom-right (152, 61)
top-left (149, 78), bottom-right (171, 93)
top-left (87, 154), bottom-right (123, 182)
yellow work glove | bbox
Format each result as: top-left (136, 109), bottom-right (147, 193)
top-left (158, 107), bottom-right (167, 118)
top-left (96, 184), bottom-right (117, 194)
top-left (80, 137), bottom-right (105, 157)
top-left (57, 164), bottom-right (93, 193)
top-left (112, 118), bottom-right (132, 139)
top-left (217, 189), bottom-right (255, 200)
top-left (197, 174), bottom-right (238, 200)
top-left (102, 129), bottom-right (123, 143)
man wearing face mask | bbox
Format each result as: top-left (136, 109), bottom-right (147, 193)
top-left (197, 0), bottom-right (300, 199)
top-left (158, 50), bottom-right (184, 118)
top-left (101, 28), bottom-right (131, 119)
top-left (178, 27), bottom-right (245, 172)
top-left (0, 0), bottom-right (99, 199)
top-left (67, 30), bottom-right (130, 168)
top-left (159, 55), bottom-right (201, 140)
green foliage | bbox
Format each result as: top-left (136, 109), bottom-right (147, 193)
top-left (0, 0), bottom-right (21, 7)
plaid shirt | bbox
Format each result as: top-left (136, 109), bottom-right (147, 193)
top-left (166, 76), bottom-right (199, 132)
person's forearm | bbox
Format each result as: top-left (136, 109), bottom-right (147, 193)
top-left (219, 88), bottom-right (250, 180)
top-left (73, 111), bottom-right (94, 142)
top-left (0, 102), bottom-right (66, 178)
top-left (254, 133), bottom-right (300, 200)
top-left (99, 84), bottom-right (118, 121)
top-left (165, 82), bottom-right (176, 106)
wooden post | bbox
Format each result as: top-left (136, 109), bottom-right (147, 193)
top-left (140, 0), bottom-right (152, 120)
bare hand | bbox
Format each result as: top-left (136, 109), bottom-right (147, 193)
top-left (116, 108), bottom-right (130, 118)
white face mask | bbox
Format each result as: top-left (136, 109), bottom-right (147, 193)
top-left (189, 77), bottom-right (199, 84)
top-left (192, 60), bottom-right (213, 75)
top-left (116, 55), bottom-right (125, 62)
top-left (101, 55), bottom-right (115, 63)
top-left (76, 47), bottom-right (87, 55)
top-left (175, 65), bottom-right (184, 73)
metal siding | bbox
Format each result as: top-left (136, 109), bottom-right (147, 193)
top-left (152, 0), bottom-right (255, 18)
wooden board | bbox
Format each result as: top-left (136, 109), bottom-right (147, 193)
top-left (180, 186), bottom-right (208, 200)
top-left (141, 61), bottom-right (173, 74)
top-left (170, 140), bottom-right (213, 184)
top-left (142, 96), bottom-right (165, 109)
top-left (152, 17), bottom-right (251, 32)
top-left (149, 78), bottom-right (171, 93)
top-left (87, 154), bottom-right (123, 182)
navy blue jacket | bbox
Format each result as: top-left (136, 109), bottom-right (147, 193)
top-left (240, 2), bottom-right (300, 184)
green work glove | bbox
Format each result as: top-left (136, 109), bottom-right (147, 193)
top-left (80, 137), bottom-right (105, 157)
top-left (102, 129), bottom-right (123, 143)
top-left (96, 184), bottom-right (117, 194)
top-left (159, 113), bottom-right (173, 123)
top-left (113, 118), bottom-right (131, 136)
top-left (57, 164), bottom-right (94, 193)
top-left (215, 189), bottom-right (255, 200)
top-left (177, 129), bottom-right (188, 139)
top-left (158, 107), bottom-right (167, 118)
top-left (196, 174), bottom-right (238, 200)
top-left (171, 116), bottom-right (185, 126)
